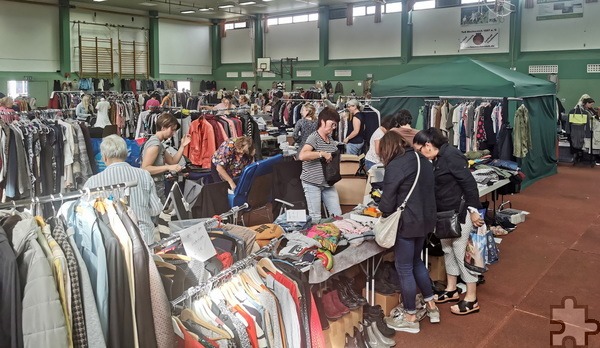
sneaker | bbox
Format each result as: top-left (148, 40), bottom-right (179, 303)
top-left (426, 306), bottom-right (441, 324)
top-left (390, 305), bottom-right (427, 322)
top-left (385, 315), bottom-right (420, 334)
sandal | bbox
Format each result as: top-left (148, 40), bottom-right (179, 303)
top-left (451, 299), bottom-right (480, 315)
top-left (433, 288), bottom-right (461, 303)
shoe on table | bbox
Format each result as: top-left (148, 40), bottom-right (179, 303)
top-left (385, 315), bottom-right (420, 334)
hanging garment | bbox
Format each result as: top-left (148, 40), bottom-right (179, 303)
top-left (0, 225), bottom-right (22, 348)
top-left (513, 105), bottom-right (532, 158)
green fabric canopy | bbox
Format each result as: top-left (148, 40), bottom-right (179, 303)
top-left (372, 57), bottom-right (557, 189)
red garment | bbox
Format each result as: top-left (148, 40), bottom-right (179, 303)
top-left (130, 80), bottom-right (137, 94)
top-left (205, 115), bottom-right (228, 148)
top-left (309, 293), bottom-right (326, 348)
top-left (186, 118), bottom-right (216, 168)
top-left (145, 99), bottom-right (160, 110)
top-left (273, 272), bottom-right (300, 311)
top-left (216, 252), bottom-right (233, 268)
top-left (232, 118), bottom-right (243, 137)
top-left (233, 305), bottom-right (259, 348)
top-left (176, 321), bottom-right (206, 348)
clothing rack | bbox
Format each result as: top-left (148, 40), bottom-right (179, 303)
top-left (171, 236), bottom-right (280, 307)
top-left (148, 203), bottom-right (249, 250)
top-left (0, 108), bottom-right (76, 116)
top-left (434, 96), bottom-right (523, 101)
top-left (0, 180), bottom-right (138, 209)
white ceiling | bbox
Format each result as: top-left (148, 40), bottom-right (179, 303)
top-left (77, 0), bottom-right (371, 21)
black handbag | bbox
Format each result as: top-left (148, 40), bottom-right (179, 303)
top-left (434, 200), bottom-right (465, 239)
top-left (321, 151), bottom-right (341, 186)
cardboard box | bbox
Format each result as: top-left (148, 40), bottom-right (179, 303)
top-left (335, 177), bottom-right (367, 205)
top-left (340, 154), bottom-right (361, 175)
top-left (363, 289), bottom-right (400, 317)
top-left (428, 255), bottom-right (446, 282)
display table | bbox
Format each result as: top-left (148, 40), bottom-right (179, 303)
top-left (478, 179), bottom-right (510, 197)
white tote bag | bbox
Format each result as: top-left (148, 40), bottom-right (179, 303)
top-left (374, 152), bottom-right (421, 248)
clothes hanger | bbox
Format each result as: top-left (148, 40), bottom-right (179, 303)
top-left (194, 296), bottom-right (235, 338)
top-left (155, 260), bottom-right (177, 271)
top-left (256, 258), bottom-right (279, 278)
top-left (171, 317), bottom-right (185, 339)
top-left (179, 308), bottom-right (232, 339)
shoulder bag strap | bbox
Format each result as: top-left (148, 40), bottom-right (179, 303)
top-left (399, 151), bottom-right (421, 210)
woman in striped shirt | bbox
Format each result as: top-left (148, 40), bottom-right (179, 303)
top-left (298, 107), bottom-right (342, 223)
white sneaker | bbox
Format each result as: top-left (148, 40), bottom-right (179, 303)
top-left (385, 315), bottom-right (420, 334)
top-left (427, 306), bottom-right (441, 324)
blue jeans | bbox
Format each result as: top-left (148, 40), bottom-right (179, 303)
top-left (394, 236), bottom-right (435, 313)
top-left (365, 159), bottom-right (376, 171)
top-left (302, 181), bottom-right (342, 223)
top-left (345, 142), bottom-right (364, 155)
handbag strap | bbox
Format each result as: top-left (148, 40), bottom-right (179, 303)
top-left (399, 151), bottom-right (421, 210)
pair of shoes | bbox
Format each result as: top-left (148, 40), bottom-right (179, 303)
top-left (364, 305), bottom-right (396, 338)
top-left (365, 320), bottom-right (396, 347)
top-left (336, 277), bottom-right (367, 309)
top-left (389, 294), bottom-right (427, 322)
top-left (344, 333), bottom-right (359, 348)
top-left (353, 324), bottom-right (370, 348)
top-left (384, 314), bottom-right (420, 334)
top-left (450, 298), bottom-right (480, 315)
top-left (434, 288), bottom-right (462, 303)
top-left (375, 262), bottom-right (402, 293)
top-left (318, 290), bottom-right (349, 321)
top-left (374, 279), bottom-right (397, 295)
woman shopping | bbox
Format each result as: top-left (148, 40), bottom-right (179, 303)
top-left (343, 99), bottom-right (366, 155)
top-left (413, 127), bottom-right (484, 316)
top-left (298, 107), bottom-right (342, 223)
top-left (211, 136), bottom-right (255, 190)
top-left (141, 113), bottom-right (191, 201)
top-left (364, 115), bottom-right (399, 170)
top-left (293, 103), bottom-right (318, 150)
top-left (377, 131), bottom-right (439, 333)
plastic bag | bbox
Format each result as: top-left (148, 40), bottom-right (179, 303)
top-left (464, 209), bottom-right (488, 274)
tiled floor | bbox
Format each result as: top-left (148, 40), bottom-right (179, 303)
top-left (391, 165), bottom-right (600, 347)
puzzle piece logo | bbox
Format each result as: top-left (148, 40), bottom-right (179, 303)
top-left (550, 296), bottom-right (600, 347)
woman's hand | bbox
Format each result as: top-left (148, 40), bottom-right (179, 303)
top-left (322, 151), bottom-right (333, 163)
top-left (181, 134), bottom-right (191, 147)
top-left (470, 211), bottom-right (484, 227)
top-left (168, 164), bottom-right (183, 172)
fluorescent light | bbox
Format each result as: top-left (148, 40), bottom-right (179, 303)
top-left (240, 1), bottom-right (256, 4)
top-left (92, 0), bottom-right (108, 2)
top-left (262, 0), bottom-right (273, 2)
top-left (199, 7), bottom-right (213, 11)
top-left (180, 9), bottom-right (196, 13)
top-left (218, 4), bottom-right (235, 8)
top-left (139, 2), bottom-right (157, 6)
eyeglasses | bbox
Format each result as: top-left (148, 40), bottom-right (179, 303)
top-left (415, 145), bottom-right (424, 153)
top-left (326, 121), bottom-right (337, 129)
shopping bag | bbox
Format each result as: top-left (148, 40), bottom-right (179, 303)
top-left (464, 209), bottom-right (488, 274)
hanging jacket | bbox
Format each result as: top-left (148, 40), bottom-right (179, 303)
top-left (11, 216), bottom-right (69, 348)
top-left (334, 82), bottom-right (344, 94)
top-left (0, 226), bottom-right (22, 348)
top-left (513, 105), bottom-right (532, 158)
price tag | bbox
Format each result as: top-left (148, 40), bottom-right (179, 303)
top-left (179, 223), bottom-right (217, 262)
top-left (286, 209), bottom-right (307, 222)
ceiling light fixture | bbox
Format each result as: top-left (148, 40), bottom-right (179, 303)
top-left (180, 9), bottom-right (196, 13)
top-left (92, 0), bottom-right (108, 2)
top-left (240, 1), bottom-right (256, 4)
top-left (198, 7), bottom-right (214, 11)
top-left (218, 4), bottom-right (235, 8)
top-left (262, 0), bottom-right (274, 2)
top-left (139, 2), bottom-right (157, 6)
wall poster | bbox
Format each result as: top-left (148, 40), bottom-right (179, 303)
top-left (536, 0), bottom-right (583, 20)
top-left (461, 5), bottom-right (500, 26)
top-left (459, 27), bottom-right (499, 50)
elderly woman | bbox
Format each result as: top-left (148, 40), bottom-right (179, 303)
top-left (211, 136), bottom-right (255, 191)
top-left (298, 107), bottom-right (342, 223)
top-left (413, 127), bottom-right (484, 316)
top-left (84, 135), bottom-right (162, 244)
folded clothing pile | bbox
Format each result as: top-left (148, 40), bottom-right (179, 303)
top-left (306, 223), bottom-right (341, 252)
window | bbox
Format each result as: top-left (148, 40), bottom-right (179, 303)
top-left (413, 0), bottom-right (435, 10)
top-left (366, 5), bottom-right (376, 14)
top-left (7, 81), bottom-right (28, 99)
top-left (293, 14), bottom-right (308, 23)
top-left (234, 21), bottom-right (247, 29)
top-left (308, 13), bottom-right (319, 21)
top-left (267, 18), bottom-right (278, 26)
top-left (385, 2), bottom-right (402, 13)
top-left (353, 6), bottom-right (366, 16)
top-left (177, 81), bottom-right (191, 93)
top-left (278, 16), bottom-right (293, 24)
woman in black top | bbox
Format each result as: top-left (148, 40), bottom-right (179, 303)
top-left (343, 99), bottom-right (365, 155)
top-left (378, 131), bottom-right (439, 333)
top-left (413, 128), bottom-right (484, 316)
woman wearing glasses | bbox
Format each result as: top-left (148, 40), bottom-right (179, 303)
top-left (413, 127), bottom-right (484, 316)
top-left (298, 107), bottom-right (343, 223)
top-left (343, 99), bottom-right (366, 155)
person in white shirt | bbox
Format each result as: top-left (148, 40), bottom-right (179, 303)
top-left (364, 115), bottom-right (400, 170)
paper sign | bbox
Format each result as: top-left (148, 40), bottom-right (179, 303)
top-left (179, 223), bottom-right (217, 262)
top-left (286, 209), bottom-right (307, 222)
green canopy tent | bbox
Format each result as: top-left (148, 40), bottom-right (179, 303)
top-left (372, 57), bottom-right (557, 188)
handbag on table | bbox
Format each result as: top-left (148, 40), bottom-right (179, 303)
top-left (374, 152), bottom-right (421, 248)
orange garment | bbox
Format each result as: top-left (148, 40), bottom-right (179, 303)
top-left (233, 305), bottom-right (259, 348)
top-left (186, 118), bottom-right (217, 168)
top-left (176, 321), bottom-right (205, 348)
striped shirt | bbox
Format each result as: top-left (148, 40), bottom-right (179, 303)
top-left (300, 131), bottom-right (340, 187)
top-left (83, 162), bottom-right (162, 244)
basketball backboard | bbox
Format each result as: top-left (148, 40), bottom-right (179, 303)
top-left (257, 57), bottom-right (271, 72)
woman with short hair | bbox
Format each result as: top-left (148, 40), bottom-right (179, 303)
top-left (211, 136), bottom-right (255, 191)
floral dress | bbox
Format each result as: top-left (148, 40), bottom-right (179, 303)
top-left (211, 138), bottom-right (254, 178)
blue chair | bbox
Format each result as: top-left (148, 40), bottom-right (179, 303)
top-left (228, 155), bottom-right (284, 224)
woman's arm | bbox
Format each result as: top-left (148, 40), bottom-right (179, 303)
top-left (374, 139), bottom-right (382, 156)
top-left (344, 116), bottom-right (362, 143)
top-left (298, 143), bottom-right (332, 162)
top-left (293, 121), bottom-right (302, 142)
top-left (215, 164), bottom-right (236, 190)
top-left (164, 135), bottom-right (191, 165)
top-left (141, 146), bottom-right (179, 175)
top-left (447, 152), bottom-right (482, 210)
